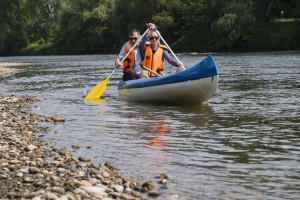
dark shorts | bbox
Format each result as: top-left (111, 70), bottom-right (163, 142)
top-left (123, 69), bottom-right (139, 81)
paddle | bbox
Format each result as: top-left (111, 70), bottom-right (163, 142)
top-left (84, 29), bottom-right (149, 100)
top-left (141, 65), bottom-right (162, 77)
top-left (154, 29), bottom-right (185, 70)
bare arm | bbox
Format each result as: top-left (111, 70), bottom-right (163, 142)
top-left (115, 44), bottom-right (126, 68)
top-left (163, 50), bottom-right (183, 67)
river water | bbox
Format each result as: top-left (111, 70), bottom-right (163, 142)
top-left (0, 52), bottom-right (299, 199)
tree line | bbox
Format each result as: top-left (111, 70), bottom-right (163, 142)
top-left (0, 0), bottom-right (299, 56)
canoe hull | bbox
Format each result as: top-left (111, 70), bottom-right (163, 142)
top-left (119, 75), bottom-right (219, 104)
top-left (118, 55), bottom-right (219, 104)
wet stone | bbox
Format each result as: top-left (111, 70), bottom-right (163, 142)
top-left (57, 167), bottom-right (67, 173)
top-left (114, 185), bottom-right (124, 193)
top-left (43, 192), bottom-right (58, 200)
top-left (78, 156), bottom-right (91, 162)
top-left (0, 174), bottom-right (7, 179)
top-left (50, 115), bottom-right (66, 122)
top-left (148, 189), bottom-right (162, 197)
top-left (8, 159), bottom-right (22, 164)
top-left (25, 144), bottom-right (37, 151)
top-left (50, 175), bottom-right (61, 182)
top-left (110, 192), bottom-right (122, 198)
top-left (103, 171), bottom-right (110, 178)
top-left (81, 186), bottom-right (108, 198)
top-left (52, 186), bottom-right (65, 194)
top-left (23, 177), bottom-right (35, 183)
top-left (29, 167), bottom-right (40, 174)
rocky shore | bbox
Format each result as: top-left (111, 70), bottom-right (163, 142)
top-left (0, 93), bottom-right (166, 199)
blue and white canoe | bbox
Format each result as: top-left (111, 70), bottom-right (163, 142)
top-left (118, 55), bottom-right (219, 104)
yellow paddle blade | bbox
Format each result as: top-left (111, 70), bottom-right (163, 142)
top-left (84, 77), bottom-right (110, 99)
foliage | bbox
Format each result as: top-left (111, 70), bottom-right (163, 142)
top-left (55, 0), bottom-right (114, 54)
top-left (0, 0), bottom-right (28, 55)
top-left (0, 0), bottom-right (299, 55)
top-left (209, 0), bottom-right (253, 51)
top-left (112, 0), bottom-right (181, 50)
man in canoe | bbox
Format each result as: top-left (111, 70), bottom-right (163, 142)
top-left (140, 30), bottom-right (183, 78)
top-left (115, 23), bottom-right (156, 81)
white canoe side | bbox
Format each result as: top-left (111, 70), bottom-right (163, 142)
top-left (118, 75), bottom-right (219, 104)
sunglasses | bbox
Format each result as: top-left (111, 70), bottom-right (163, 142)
top-left (150, 36), bottom-right (159, 40)
top-left (130, 37), bottom-right (138, 41)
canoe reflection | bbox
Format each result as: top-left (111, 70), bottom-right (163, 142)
top-left (123, 102), bottom-right (215, 152)
top-left (143, 114), bottom-right (170, 151)
top-left (124, 107), bottom-right (170, 151)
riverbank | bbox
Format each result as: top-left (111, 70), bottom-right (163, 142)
top-left (0, 71), bottom-right (164, 199)
top-left (0, 94), bottom-right (164, 199)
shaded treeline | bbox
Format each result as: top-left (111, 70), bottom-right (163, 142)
top-left (0, 0), bottom-right (299, 56)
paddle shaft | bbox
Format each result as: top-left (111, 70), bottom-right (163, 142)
top-left (141, 65), bottom-right (161, 77)
top-left (154, 29), bottom-right (185, 70)
top-left (109, 29), bottom-right (149, 79)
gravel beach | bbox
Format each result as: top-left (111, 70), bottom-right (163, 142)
top-left (0, 66), bottom-right (165, 199)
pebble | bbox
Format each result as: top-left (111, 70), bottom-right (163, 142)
top-left (160, 173), bottom-right (170, 179)
top-left (80, 180), bottom-right (93, 186)
top-left (148, 190), bottom-right (162, 197)
top-left (44, 192), bottom-right (58, 199)
top-left (52, 186), bottom-right (65, 194)
top-left (16, 172), bottom-right (24, 177)
top-left (50, 115), bottom-right (66, 122)
top-left (50, 175), bottom-right (61, 182)
top-left (103, 171), bottom-right (110, 178)
top-left (78, 156), bottom-right (91, 162)
top-left (20, 167), bottom-right (29, 174)
top-left (25, 144), bottom-right (37, 151)
top-left (29, 167), bottom-right (40, 174)
top-left (114, 185), bottom-right (124, 193)
top-left (57, 167), bottom-right (67, 173)
top-left (73, 188), bottom-right (87, 195)
top-left (9, 159), bottom-right (22, 164)
top-left (23, 176), bottom-right (35, 183)
top-left (81, 186), bottom-right (108, 198)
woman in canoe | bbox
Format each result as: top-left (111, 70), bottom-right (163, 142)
top-left (140, 30), bottom-right (183, 78)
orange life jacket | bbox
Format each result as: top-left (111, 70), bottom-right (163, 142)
top-left (142, 44), bottom-right (168, 77)
top-left (123, 41), bottom-right (135, 73)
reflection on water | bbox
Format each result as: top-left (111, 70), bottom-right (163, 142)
top-left (88, 98), bottom-right (108, 105)
top-left (124, 106), bottom-right (171, 151)
top-left (0, 52), bottom-right (299, 199)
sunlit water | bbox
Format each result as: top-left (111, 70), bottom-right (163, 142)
top-left (0, 52), bottom-right (299, 199)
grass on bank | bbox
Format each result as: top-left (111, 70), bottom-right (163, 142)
top-left (273, 18), bottom-right (300, 23)
top-left (19, 38), bottom-right (56, 55)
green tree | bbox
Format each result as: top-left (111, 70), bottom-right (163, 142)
top-left (0, 0), bottom-right (28, 55)
top-left (55, 0), bottom-right (114, 54)
top-left (173, 0), bottom-right (231, 52)
top-left (209, 0), bottom-right (254, 50)
top-left (112, 0), bottom-right (181, 51)
top-left (24, 0), bottom-right (56, 44)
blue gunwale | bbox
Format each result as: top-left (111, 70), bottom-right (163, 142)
top-left (118, 55), bottom-right (218, 89)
